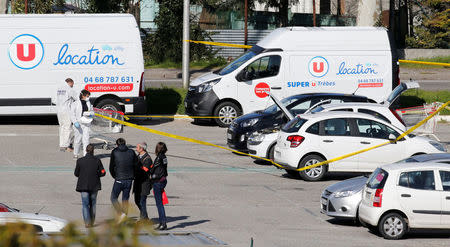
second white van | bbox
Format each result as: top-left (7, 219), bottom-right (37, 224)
top-left (185, 27), bottom-right (399, 127)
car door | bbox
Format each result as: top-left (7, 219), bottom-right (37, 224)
top-left (397, 170), bottom-right (441, 227)
top-left (438, 170), bottom-right (450, 227)
top-left (237, 55), bottom-right (283, 113)
top-left (317, 118), bottom-right (359, 171)
top-left (354, 118), bottom-right (406, 172)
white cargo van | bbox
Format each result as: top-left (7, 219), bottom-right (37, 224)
top-left (0, 14), bottom-right (146, 115)
top-left (185, 27), bottom-right (399, 127)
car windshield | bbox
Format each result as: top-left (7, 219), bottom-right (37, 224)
top-left (366, 168), bottom-right (389, 189)
top-left (217, 46), bottom-right (263, 75)
top-left (263, 96), bottom-right (300, 114)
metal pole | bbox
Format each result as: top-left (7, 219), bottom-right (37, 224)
top-left (312, 0), bottom-right (316, 26)
top-left (244, 0), bottom-right (248, 47)
top-left (182, 0), bottom-right (190, 89)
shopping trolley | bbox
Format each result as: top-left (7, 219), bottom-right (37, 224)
top-left (395, 102), bottom-right (443, 141)
top-left (90, 108), bottom-right (124, 150)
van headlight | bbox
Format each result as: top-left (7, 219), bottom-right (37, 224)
top-left (248, 132), bottom-right (265, 145)
top-left (429, 141), bottom-right (447, 152)
top-left (241, 118), bottom-right (259, 127)
top-left (197, 78), bottom-right (221, 93)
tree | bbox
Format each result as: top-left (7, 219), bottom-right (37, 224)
top-left (406, 0), bottom-right (449, 48)
top-left (11, 0), bottom-right (63, 13)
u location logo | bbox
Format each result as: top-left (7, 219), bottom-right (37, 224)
top-left (308, 56), bottom-right (329, 78)
top-left (9, 34), bottom-right (44, 70)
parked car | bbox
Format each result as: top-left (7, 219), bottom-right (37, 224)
top-left (320, 153), bottom-right (450, 221)
top-left (274, 112), bottom-right (447, 181)
top-left (227, 93), bottom-right (375, 152)
top-left (358, 162), bottom-right (450, 239)
top-left (0, 203), bottom-right (67, 232)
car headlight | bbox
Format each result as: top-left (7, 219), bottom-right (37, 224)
top-left (241, 118), bottom-right (259, 127)
top-left (333, 190), bottom-right (356, 198)
top-left (248, 132), bottom-right (265, 145)
top-left (429, 141), bottom-right (447, 152)
top-left (197, 78), bottom-right (221, 93)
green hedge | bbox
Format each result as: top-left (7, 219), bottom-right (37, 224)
top-left (400, 89), bottom-right (450, 115)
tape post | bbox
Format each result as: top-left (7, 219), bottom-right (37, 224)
top-left (98, 101), bottom-right (449, 173)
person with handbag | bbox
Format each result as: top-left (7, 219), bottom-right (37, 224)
top-left (150, 142), bottom-right (168, 230)
top-left (133, 142), bottom-right (153, 221)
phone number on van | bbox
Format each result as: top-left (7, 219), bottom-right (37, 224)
top-left (83, 76), bottom-right (134, 83)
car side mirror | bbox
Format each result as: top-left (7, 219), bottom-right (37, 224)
top-left (388, 134), bottom-right (397, 143)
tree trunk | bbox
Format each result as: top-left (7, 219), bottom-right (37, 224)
top-left (279, 0), bottom-right (289, 27)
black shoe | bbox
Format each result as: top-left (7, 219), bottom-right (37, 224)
top-left (154, 224), bottom-right (162, 230)
top-left (159, 223), bottom-right (167, 230)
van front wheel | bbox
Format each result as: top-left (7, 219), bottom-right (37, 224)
top-left (214, 102), bottom-right (241, 128)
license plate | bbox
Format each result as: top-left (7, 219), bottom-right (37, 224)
top-left (227, 133), bottom-right (232, 139)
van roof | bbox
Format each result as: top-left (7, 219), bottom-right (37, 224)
top-left (0, 14), bottom-right (137, 28)
top-left (256, 27), bottom-right (390, 51)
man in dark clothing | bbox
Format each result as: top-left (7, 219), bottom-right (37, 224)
top-left (74, 144), bottom-right (106, 228)
top-left (133, 142), bottom-right (153, 220)
top-left (109, 138), bottom-right (137, 220)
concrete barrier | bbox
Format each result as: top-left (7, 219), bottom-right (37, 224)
top-left (397, 49), bottom-right (450, 60)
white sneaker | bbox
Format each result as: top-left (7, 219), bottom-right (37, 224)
top-left (73, 155), bottom-right (78, 160)
top-left (118, 213), bottom-right (127, 223)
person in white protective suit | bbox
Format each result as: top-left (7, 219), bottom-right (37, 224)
top-left (56, 78), bottom-right (77, 152)
top-left (71, 90), bottom-right (94, 159)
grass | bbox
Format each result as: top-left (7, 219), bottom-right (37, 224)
top-left (145, 57), bottom-right (227, 69)
top-left (399, 56), bottom-right (450, 69)
top-left (400, 89), bottom-right (450, 115)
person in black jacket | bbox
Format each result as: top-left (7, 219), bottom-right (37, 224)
top-left (74, 144), bottom-right (106, 228)
top-left (109, 138), bottom-right (137, 220)
top-left (150, 142), bottom-right (169, 230)
top-left (133, 142), bottom-right (153, 221)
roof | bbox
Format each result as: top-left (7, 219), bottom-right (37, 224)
top-left (321, 102), bottom-right (388, 109)
top-left (288, 93), bottom-right (367, 100)
top-left (381, 162), bottom-right (450, 172)
top-left (299, 111), bottom-right (387, 122)
top-left (256, 27), bottom-right (390, 51)
top-left (408, 153), bottom-right (450, 162)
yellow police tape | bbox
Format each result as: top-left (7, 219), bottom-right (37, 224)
top-left (399, 59), bottom-right (450, 67)
top-left (186, 40), bottom-right (252, 49)
top-left (97, 101), bottom-right (449, 172)
top-left (126, 115), bottom-right (236, 119)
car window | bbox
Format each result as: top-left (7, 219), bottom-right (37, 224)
top-left (439, 171), bottom-right (450, 191)
top-left (306, 123), bottom-right (319, 135)
top-left (399, 170), bottom-right (435, 190)
top-left (358, 109), bottom-right (391, 123)
top-left (330, 108), bottom-right (353, 112)
top-left (367, 168), bottom-right (389, 189)
top-left (282, 117), bottom-right (308, 133)
top-left (355, 119), bottom-right (399, 139)
top-left (244, 55), bottom-right (281, 80)
top-left (323, 118), bottom-right (351, 136)
top-left (288, 100), bottom-right (312, 115)
top-left (263, 96), bottom-right (298, 114)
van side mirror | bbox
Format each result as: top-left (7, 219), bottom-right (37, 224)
top-left (388, 134), bottom-right (397, 143)
top-left (236, 69), bottom-right (245, 82)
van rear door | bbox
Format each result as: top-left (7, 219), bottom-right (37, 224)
top-left (236, 53), bottom-right (284, 114)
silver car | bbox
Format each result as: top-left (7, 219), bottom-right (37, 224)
top-left (320, 153), bottom-right (450, 220)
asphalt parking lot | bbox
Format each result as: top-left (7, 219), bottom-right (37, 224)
top-left (0, 118), bottom-right (449, 247)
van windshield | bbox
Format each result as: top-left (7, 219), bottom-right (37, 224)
top-left (217, 46), bottom-right (264, 75)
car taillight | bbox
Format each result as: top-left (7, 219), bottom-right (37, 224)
top-left (139, 72), bottom-right (145, 97)
top-left (390, 108), bottom-right (406, 126)
top-left (373, 189), bottom-right (383, 207)
top-left (287, 135), bottom-right (304, 148)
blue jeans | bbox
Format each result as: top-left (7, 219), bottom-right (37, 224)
top-left (135, 193), bottom-right (148, 219)
top-left (110, 180), bottom-right (132, 214)
top-left (153, 180), bottom-right (167, 224)
top-left (81, 191), bottom-right (98, 226)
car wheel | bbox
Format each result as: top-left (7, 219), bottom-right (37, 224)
top-left (96, 99), bottom-right (121, 113)
top-left (378, 213), bottom-right (408, 240)
top-left (214, 102), bottom-right (241, 128)
top-left (298, 154), bottom-right (327, 181)
top-left (267, 144), bottom-right (275, 161)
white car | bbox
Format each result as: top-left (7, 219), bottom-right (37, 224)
top-left (358, 162), bottom-right (450, 240)
top-left (274, 112), bottom-right (446, 181)
top-left (248, 130), bottom-right (278, 161)
top-left (0, 203), bottom-right (67, 232)
top-left (310, 102), bottom-right (407, 131)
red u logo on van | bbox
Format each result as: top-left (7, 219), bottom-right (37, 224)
top-left (312, 62), bottom-right (324, 73)
top-left (16, 44), bottom-right (36, 61)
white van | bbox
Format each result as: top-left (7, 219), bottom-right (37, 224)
top-left (185, 27), bottom-right (399, 127)
top-left (0, 14), bottom-right (146, 115)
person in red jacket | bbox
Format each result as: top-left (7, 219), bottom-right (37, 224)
top-left (74, 144), bottom-right (106, 228)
